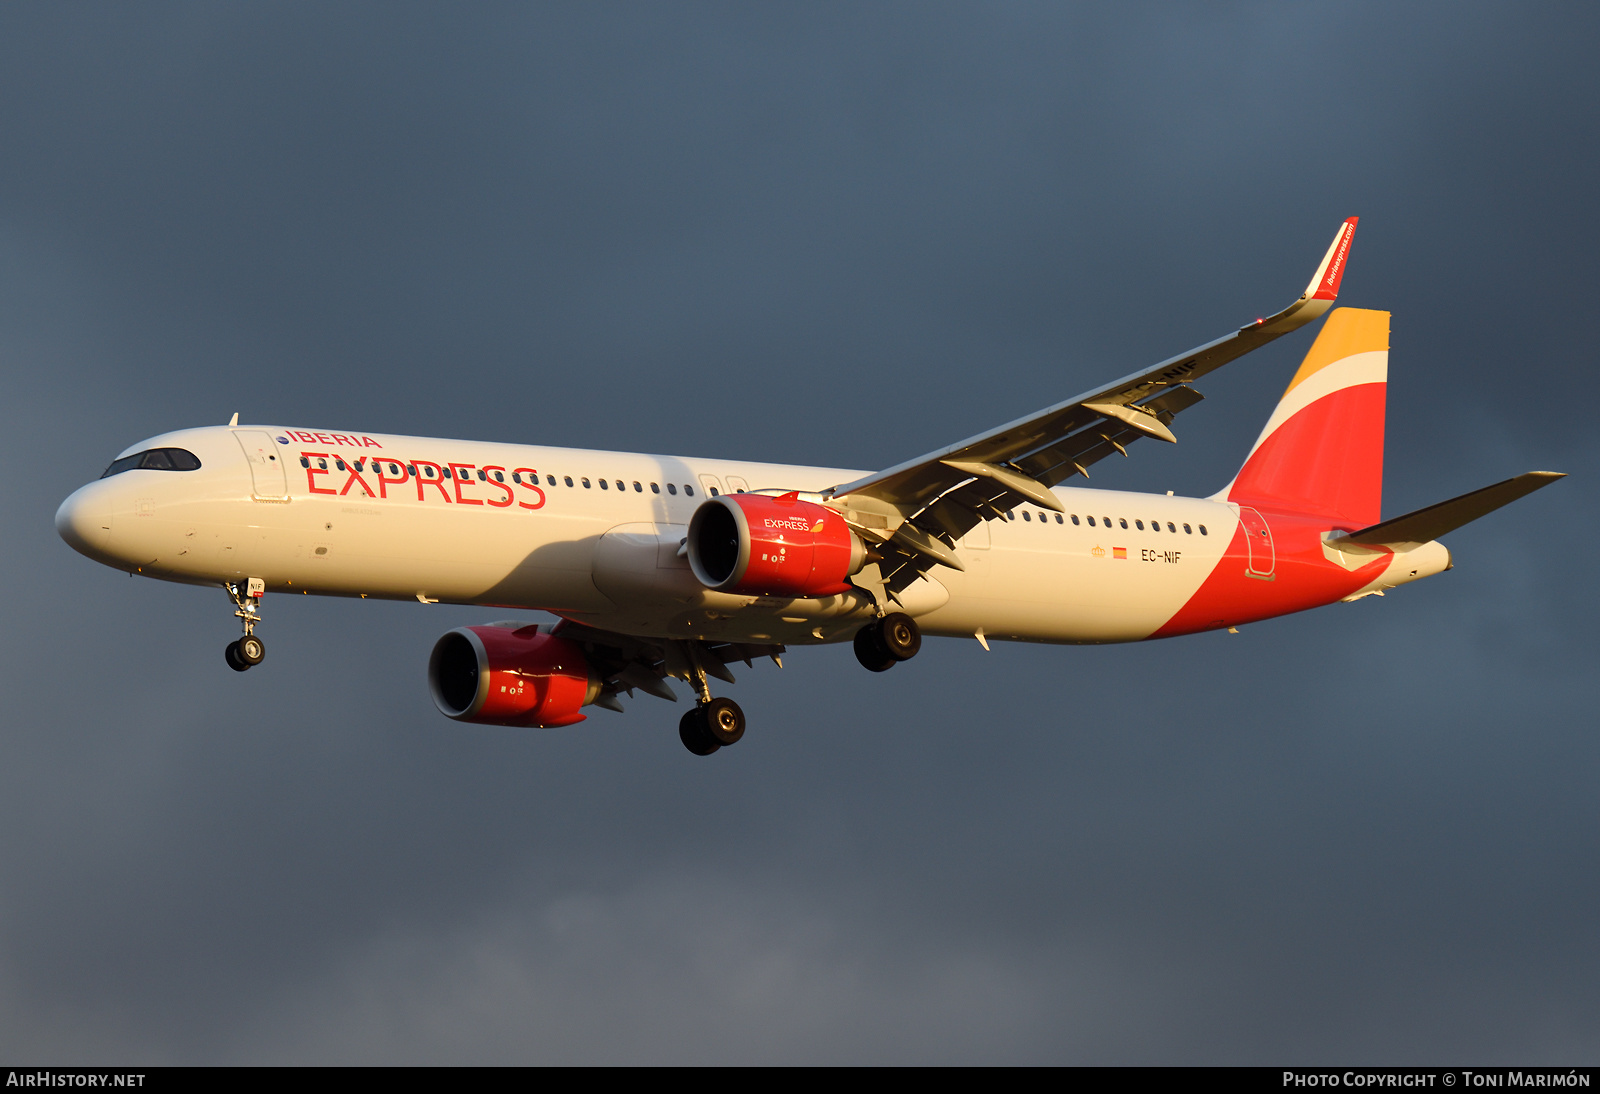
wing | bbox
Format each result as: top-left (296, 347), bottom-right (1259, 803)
top-left (548, 620), bottom-right (784, 712)
top-left (824, 218), bottom-right (1359, 597)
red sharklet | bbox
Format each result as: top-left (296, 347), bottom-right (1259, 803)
top-left (1313, 217), bottom-right (1359, 300)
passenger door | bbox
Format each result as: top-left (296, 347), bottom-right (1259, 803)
top-left (234, 431), bottom-right (289, 500)
top-left (1238, 506), bottom-right (1275, 579)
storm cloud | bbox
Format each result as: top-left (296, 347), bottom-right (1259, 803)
top-left (0, 2), bottom-right (1594, 1063)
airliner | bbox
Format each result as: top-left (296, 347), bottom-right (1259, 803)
top-left (55, 219), bottom-right (1563, 755)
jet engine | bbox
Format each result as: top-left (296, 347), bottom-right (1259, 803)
top-left (428, 625), bottom-right (600, 727)
top-left (687, 492), bottom-right (866, 597)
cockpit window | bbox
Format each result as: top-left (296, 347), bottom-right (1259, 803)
top-left (100, 448), bottom-right (202, 478)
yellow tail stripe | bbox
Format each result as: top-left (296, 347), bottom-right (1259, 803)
top-left (1283, 308), bottom-right (1390, 397)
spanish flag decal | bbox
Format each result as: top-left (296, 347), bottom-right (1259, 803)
top-left (1112, 547), bottom-right (1127, 559)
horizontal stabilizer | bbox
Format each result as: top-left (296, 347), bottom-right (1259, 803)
top-left (1339, 471), bottom-right (1565, 546)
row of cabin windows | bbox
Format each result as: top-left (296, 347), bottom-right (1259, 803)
top-left (298, 456), bottom-right (702, 497)
top-left (547, 476), bottom-right (700, 497)
top-left (292, 456), bottom-right (1203, 533)
top-left (1008, 509), bottom-right (1207, 536)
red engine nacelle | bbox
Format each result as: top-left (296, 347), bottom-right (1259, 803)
top-left (687, 491), bottom-right (866, 597)
top-left (428, 625), bottom-right (600, 727)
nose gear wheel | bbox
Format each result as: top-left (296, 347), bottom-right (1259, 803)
top-left (222, 580), bottom-right (267, 671)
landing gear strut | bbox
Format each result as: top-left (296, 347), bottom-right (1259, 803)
top-left (677, 648), bottom-right (746, 756)
top-left (223, 579), bottom-right (266, 672)
top-left (853, 611), bottom-right (921, 672)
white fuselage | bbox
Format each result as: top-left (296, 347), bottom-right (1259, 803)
top-left (55, 425), bottom-right (1328, 648)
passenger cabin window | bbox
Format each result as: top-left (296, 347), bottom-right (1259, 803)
top-left (599, 478), bottom-right (608, 489)
top-left (1023, 511), bottom-right (1031, 521)
top-left (1055, 514), bottom-right (1063, 524)
top-left (1087, 516), bottom-right (1095, 527)
top-left (564, 476), bottom-right (573, 487)
top-left (1071, 515), bottom-right (1080, 525)
top-left (101, 448), bottom-right (203, 477)
top-left (1119, 518), bottom-right (1128, 529)
top-left (685, 485), bottom-right (695, 497)
top-left (1199, 525), bottom-right (1208, 535)
top-left (1167, 522), bottom-right (1176, 532)
top-left (1183, 523), bottom-right (1192, 534)
top-left (650, 483), bottom-right (660, 494)
top-left (582, 477), bottom-right (591, 488)
top-left (1135, 520), bottom-right (1144, 530)
top-left (616, 480), bottom-right (625, 491)
top-left (710, 488), bottom-right (719, 496)
top-left (667, 483), bottom-right (677, 495)
top-left (633, 482), bottom-right (642, 492)
top-left (1150, 519), bottom-right (1159, 531)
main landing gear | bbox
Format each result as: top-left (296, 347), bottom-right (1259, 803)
top-left (678, 698), bottom-right (745, 756)
top-left (853, 611), bottom-right (921, 673)
top-left (223, 579), bottom-right (266, 673)
top-left (677, 649), bottom-right (746, 756)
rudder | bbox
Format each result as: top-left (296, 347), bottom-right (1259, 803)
top-left (1218, 307), bottom-right (1389, 528)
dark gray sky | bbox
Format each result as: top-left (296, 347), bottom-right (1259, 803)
top-left (1, 2), bottom-right (1595, 1064)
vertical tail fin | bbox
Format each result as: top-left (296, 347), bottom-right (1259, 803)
top-left (1218, 307), bottom-right (1389, 527)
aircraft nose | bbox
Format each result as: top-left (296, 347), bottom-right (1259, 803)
top-left (56, 482), bottom-right (113, 559)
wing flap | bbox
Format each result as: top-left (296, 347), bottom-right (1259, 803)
top-left (550, 621), bottom-right (785, 706)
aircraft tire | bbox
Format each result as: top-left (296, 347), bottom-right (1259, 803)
top-left (678, 708), bottom-right (721, 756)
top-left (225, 640), bottom-right (250, 672)
top-left (879, 612), bottom-right (921, 661)
top-left (238, 634), bottom-right (266, 665)
top-left (853, 625), bottom-right (896, 672)
top-left (702, 697), bottom-right (745, 746)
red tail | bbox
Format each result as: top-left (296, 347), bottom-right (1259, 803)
top-left (1222, 308), bottom-right (1389, 528)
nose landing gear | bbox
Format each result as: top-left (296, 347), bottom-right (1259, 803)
top-left (223, 579), bottom-right (266, 672)
top-left (853, 611), bottom-right (921, 672)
